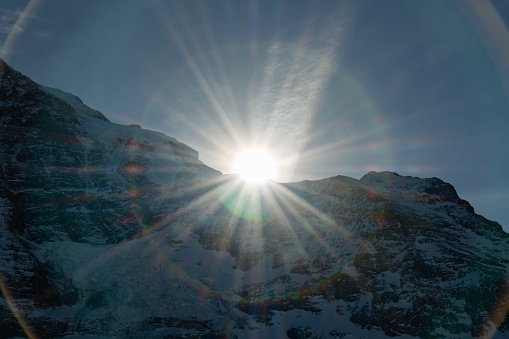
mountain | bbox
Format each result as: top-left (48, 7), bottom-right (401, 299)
top-left (1, 58), bottom-right (509, 338)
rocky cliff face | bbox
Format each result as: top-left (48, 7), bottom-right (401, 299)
top-left (1, 59), bottom-right (509, 338)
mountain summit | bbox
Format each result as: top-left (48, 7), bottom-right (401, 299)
top-left (1, 59), bottom-right (508, 338)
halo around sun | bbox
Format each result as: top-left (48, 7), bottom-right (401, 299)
top-left (233, 149), bottom-right (277, 184)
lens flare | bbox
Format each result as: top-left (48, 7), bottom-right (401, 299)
top-left (233, 149), bottom-right (277, 184)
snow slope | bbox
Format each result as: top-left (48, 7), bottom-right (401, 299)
top-left (1, 58), bottom-right (509, 338)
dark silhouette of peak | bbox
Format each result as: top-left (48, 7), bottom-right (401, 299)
top-left (0, 57), bottom-right (109, 122)
top-left (1, 61), bottom-right (508, 338)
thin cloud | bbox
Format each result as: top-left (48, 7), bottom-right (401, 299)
top-left (0, 3), bottom-right (44, 58)
top-left (252, 3), bottom-right (353, 182)
top-left (0, 9), bottom-right (24, 34)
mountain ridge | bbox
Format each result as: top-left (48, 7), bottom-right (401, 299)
top-left (1, 58), bottom-right (509, 338)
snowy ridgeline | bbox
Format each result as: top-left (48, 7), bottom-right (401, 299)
top-left (1, 58), bottom-right (509, 338)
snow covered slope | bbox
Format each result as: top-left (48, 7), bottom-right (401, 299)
top-left (1, 58), bottom-right (509, 338)
top-left (41, 86), bottom-right (109, 122)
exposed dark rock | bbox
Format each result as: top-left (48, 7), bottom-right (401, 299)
top-left (1, 58), bottom-right (508, 339)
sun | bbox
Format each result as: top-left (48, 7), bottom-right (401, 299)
top-left (233, 149), bottom-right (277, 184)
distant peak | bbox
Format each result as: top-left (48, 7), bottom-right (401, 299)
top-left (361, 171), bottom-right (401, 183)
top-left (359, 171), bottom-right (479, 214)
top-left (373, 171), bottom-right (400, 175)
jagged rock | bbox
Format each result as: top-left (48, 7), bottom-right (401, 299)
top-left (1, 58), bottom-right (509, 338)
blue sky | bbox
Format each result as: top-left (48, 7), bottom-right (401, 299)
top-left (1, 0), bottom-right (508, 230)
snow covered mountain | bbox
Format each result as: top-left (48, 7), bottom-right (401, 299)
top-left (1, 58), bottom-right (509, 338)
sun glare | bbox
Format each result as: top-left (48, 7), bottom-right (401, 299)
top-left (233, 149), bottom-right (277, 184)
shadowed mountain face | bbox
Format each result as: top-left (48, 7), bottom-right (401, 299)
top-left (1, 58), bottom-right (509, 338)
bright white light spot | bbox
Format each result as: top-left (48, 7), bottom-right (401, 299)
top-left (233, 149), bottom-right (276, 184)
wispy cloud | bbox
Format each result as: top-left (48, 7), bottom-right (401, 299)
top-left (0, 9), bottom-right (22, 33)
top-left (0, 3), bottom-right (43, 58)
top-left (252, 3), bottom-right (353, 182)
